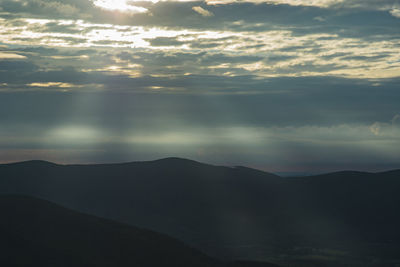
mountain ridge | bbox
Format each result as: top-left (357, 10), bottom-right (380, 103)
top-left (0, 158), bottom-right (399, 266)
top-left (2, 157), bottom-right (399, 177)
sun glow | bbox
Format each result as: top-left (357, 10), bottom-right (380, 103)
top-left (91, 0), bottom-right (197, 13)
top-left (92, 0), bottom-right (149, 13)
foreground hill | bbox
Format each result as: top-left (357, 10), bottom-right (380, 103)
top-left (0, 195), bottom-right (278, 267)
top-left (0, 158), bottom-right (399, 266)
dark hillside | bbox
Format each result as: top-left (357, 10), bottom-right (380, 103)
top-left (0, 159), bottom-right (399, 265)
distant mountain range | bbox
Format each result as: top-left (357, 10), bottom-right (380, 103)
top-left (1, 158), bottom-right (399, 266)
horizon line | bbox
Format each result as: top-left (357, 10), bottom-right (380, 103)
top-left (1, 157), bottom-right (399, 177)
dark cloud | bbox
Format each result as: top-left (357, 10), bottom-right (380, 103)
top-left (145, 37), bottom-right (185, 47)
top-left (263, 54), bottom-right (297, 63)
top-left (0, 60), bottom-right (38, 72)
top-left (200, 53), bottom-right (262, 64)
top-left (340, 55), bottom-right (390, 61)
top-left (0, 0), bottom-right (92, 19)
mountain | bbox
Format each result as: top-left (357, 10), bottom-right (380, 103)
top-left (0, 158), bottom-right (399, 266)
top-left (0, 195), bottom-right (279, 267)
top-left (0, 194), bottom-right (220, 266)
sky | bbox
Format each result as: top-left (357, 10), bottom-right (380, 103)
top-left (0, 0), bottom-right (399, 172)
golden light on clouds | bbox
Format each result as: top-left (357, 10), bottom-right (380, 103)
top-left (192, 6), bottom-right (214, 17)
top-left (92, 0), bottom-right (148, 13)
top-left (0, 1), bottom-right (398, 84)
top-left (28, 82), bottom-right (77, 88)
top-left (0, 52), bottom-right (26, 59)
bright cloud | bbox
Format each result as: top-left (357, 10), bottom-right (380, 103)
top-left (1, 17), bottom-right (399, 79)
top-left (92, 0), bottom-right (148, 13)
top-left (28, 82), bottom-right (77, 88)
top-left (205, 0), bottom-right (341, 6)
top-left (0, 52), bottom-right (26, 59)
top-left (390, 7), bottom-right (400, 18)
top-left (192, 6), bottom-right (214, 17)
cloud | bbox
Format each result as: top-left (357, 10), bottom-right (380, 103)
top-left (369, 115), bottom-right (400, 137)
top-left (369, 122), bottom-right (381, 136)
top-left (192, 6), bottom-right (214, 17)
top-left (205, 0), bottom-right (340, 7)
top-left (91, 0), bottom-right (148, 14)
top-left (0, 0), bottom-right (84, 19)
top-left (0, 52), bottom-right (26, 59)
top-left (37, 0), bottom-right (79, 15)
top-left (27, 82), bottom-right (77, 88)
top-left (392, 114), bottom-right (400, 125)
top-left (204, 0), bottom-right (398, 10)
top-left (314, 16), bottom-right (326, 21)
top-left (0, 0), bottom-right (399, 171)
top-left (145, 37), bottom-right (185, 47)
top-left (390, 7), bottom-right (400, 18)
top-left (3, 16), bottom-right (400, 79)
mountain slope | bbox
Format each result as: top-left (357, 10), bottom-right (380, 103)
top-left (0, 195), bottom-right (222, 267)
top-left (0, 157), bottom-right (286, 257)
top-left (0, 158), bottom-right (399, 266)
top-left (0, 195), bottom-right (280, 267)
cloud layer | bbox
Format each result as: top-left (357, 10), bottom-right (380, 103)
top-left (0, 0), bottom-right (399, 170)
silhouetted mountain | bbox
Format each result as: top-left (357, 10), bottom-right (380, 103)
top-left (0, 195), bottom-right (279, 267)
top-left (0, 158), bottom-right (399, 266)
top-left (0, 195), bottom-right (220, 266)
